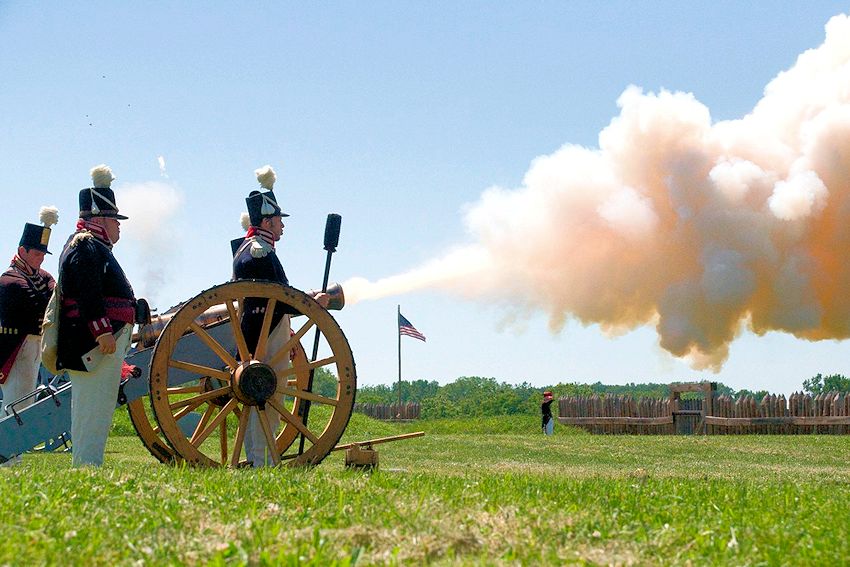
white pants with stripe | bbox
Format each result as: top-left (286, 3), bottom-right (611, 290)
top-left (68, 326), bottom-right (132, 467)
top-left (244, 315), bottom-right (291, 467)
top-left (1, 334), bottom-right (41, 466)
top-left (1, 334), bottom-right (41, 416)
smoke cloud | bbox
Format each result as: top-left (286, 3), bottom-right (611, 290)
top-left (118, 181), bottom-right (184, 305)
top-left (344, 14), bottom-right (850, 371)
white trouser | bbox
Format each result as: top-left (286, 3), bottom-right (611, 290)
top-left (2, 334), bottom-right (42, 417)
top-left (244, 315), bottom-right (291, 467)
top-left (68, 326), bottom-right (132, 467)
top-left (1, 335), bottom-right (42, 466)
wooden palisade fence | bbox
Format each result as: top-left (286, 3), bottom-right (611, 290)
top-left (558, 382), bottom-right (850, 434)
top-left (353, 402), bottom-right (420, 421)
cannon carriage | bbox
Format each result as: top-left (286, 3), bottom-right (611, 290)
top-left (1, 279), bottom-right (357, 467)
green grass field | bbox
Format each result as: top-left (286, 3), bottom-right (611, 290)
top-left (3, 411), bottom-right (850, 565)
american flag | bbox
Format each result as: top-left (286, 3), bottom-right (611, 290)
top-left (398, 313), bottom-right (426, 342)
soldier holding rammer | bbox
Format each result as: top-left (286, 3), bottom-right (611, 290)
top-left (233, 165), bottom-right (328, 466)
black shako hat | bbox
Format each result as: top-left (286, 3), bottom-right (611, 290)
top-left (79, 164), bottom-right (129, 220)
top-left (246, 165), bottom-right (288, 226)
top-left (19, 206), bottom-right (60, 255)
top-left (20, 224), bottom-right (53, 255)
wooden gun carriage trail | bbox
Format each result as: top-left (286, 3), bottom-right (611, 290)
top-left (558, 382), bottom-right (850, 435)
top-left (0, 280), bottom-right (421, 466)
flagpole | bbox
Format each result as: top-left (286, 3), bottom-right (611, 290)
top-left (397, 304), bottom-right (402, 409)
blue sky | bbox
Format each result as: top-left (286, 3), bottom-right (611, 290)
top-left (2, 2), bottom-right (849, 396)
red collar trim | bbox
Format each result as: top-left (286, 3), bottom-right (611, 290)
top-left (246, 226), bottom-right (275, 249)
top-left (76, 218), bottom-right (112, 246)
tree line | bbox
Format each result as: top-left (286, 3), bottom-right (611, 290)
top-left (339, 372), bottom-right (850, 419)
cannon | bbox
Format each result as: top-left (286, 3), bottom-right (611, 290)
top-left (1, 279), bottom-right (357, 467)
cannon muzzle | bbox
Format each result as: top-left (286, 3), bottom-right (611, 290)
top-left (307, 282), bottom-right (345, 311)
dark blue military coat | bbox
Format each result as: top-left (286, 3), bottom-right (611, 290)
top-left (232, 236), bottom-right (299, 356)
top-left (57, 232), bottom-right (136, 372)
top-left (0, 262), bottom-right (54, 382)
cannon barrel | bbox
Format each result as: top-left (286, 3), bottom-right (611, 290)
top-left (132, 282), bottom-right (346, 348)
top-left (132, 302), bottom-right (229, 348)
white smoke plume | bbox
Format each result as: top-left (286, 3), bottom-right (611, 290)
top-left (118, 181), bottom-right (184, 305)
top-left (157, 155), bottom-right (168, 178)
top-left (344, 14), bottom-right (850, 371)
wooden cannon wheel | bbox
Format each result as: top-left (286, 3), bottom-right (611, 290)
top-left (126, 339), bottom-right (311, 464)
top-left (149, 280), bottom-right (356, 467)
top-left (127, 396), bottom-right (176, 464)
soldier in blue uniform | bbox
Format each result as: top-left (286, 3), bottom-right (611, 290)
top-left (233, 165), bottom-right (328, 466)
top-left (0, 207), bottom-right (59, 465)
top-left (57, 164), bottom-right (137, 467)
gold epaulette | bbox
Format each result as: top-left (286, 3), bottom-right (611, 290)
top-left (249, 237), bottom-right (273, 258)
top-left (70, 231), bottom-right (94, 247)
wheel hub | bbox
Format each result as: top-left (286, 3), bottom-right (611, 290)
top-left (232, 361), bottom-right (277, 406)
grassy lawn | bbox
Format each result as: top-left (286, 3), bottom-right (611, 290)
top-left (2, 411), bottom-right (849, 565)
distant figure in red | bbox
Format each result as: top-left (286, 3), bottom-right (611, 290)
top-left (541, 391), bottom-right (555, 435)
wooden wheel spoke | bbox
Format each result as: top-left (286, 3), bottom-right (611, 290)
top-left (309, 356), bottom-right (336, 371)
top-left (257, 407), bottom-right (280, 466)
top-left (274, 355), bottom-right (336, 381)
top-left (253, 298), bottom-right (278, 361)
top-left (190, 398), bottom-right (238, 448)
top-left (266, 397), bottom-right (319, 444)
top-left (231, 405), bottom-right (251, 467)
top-left (225, 300), bottom-right (251, 362)
top-left (169, 359), bottom-right (232, 382)
top-left (190, 404), bottom-right (217, 445)
top-left (172, 403), bottom-right (200, 424)
top-left (275, 366), bottom-right (297, 380)
top-left (189, 321), bottom-right (239, 368)
top-left (277, 385), bottom-right (339, 407)
top-left (169, 386), bottom-right (231, 411)
top-left (220, 421), bottom-right (228, 465)
top-left (167, 385), bottom-right (203, 395)
top-left (268, 319), bottom-right (315, 368)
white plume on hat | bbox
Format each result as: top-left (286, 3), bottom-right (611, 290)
top-left (240, 212), bottom-right (251, 231)
top-left (90, 164), bottom-right (115, 188)
top-left (255, 165), bottom-right (276, 190)
top-left (39, 205), bottom-right (59, 227)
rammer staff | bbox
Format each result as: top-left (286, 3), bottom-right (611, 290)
top-left (298, 213), bottom-right (342, 455)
